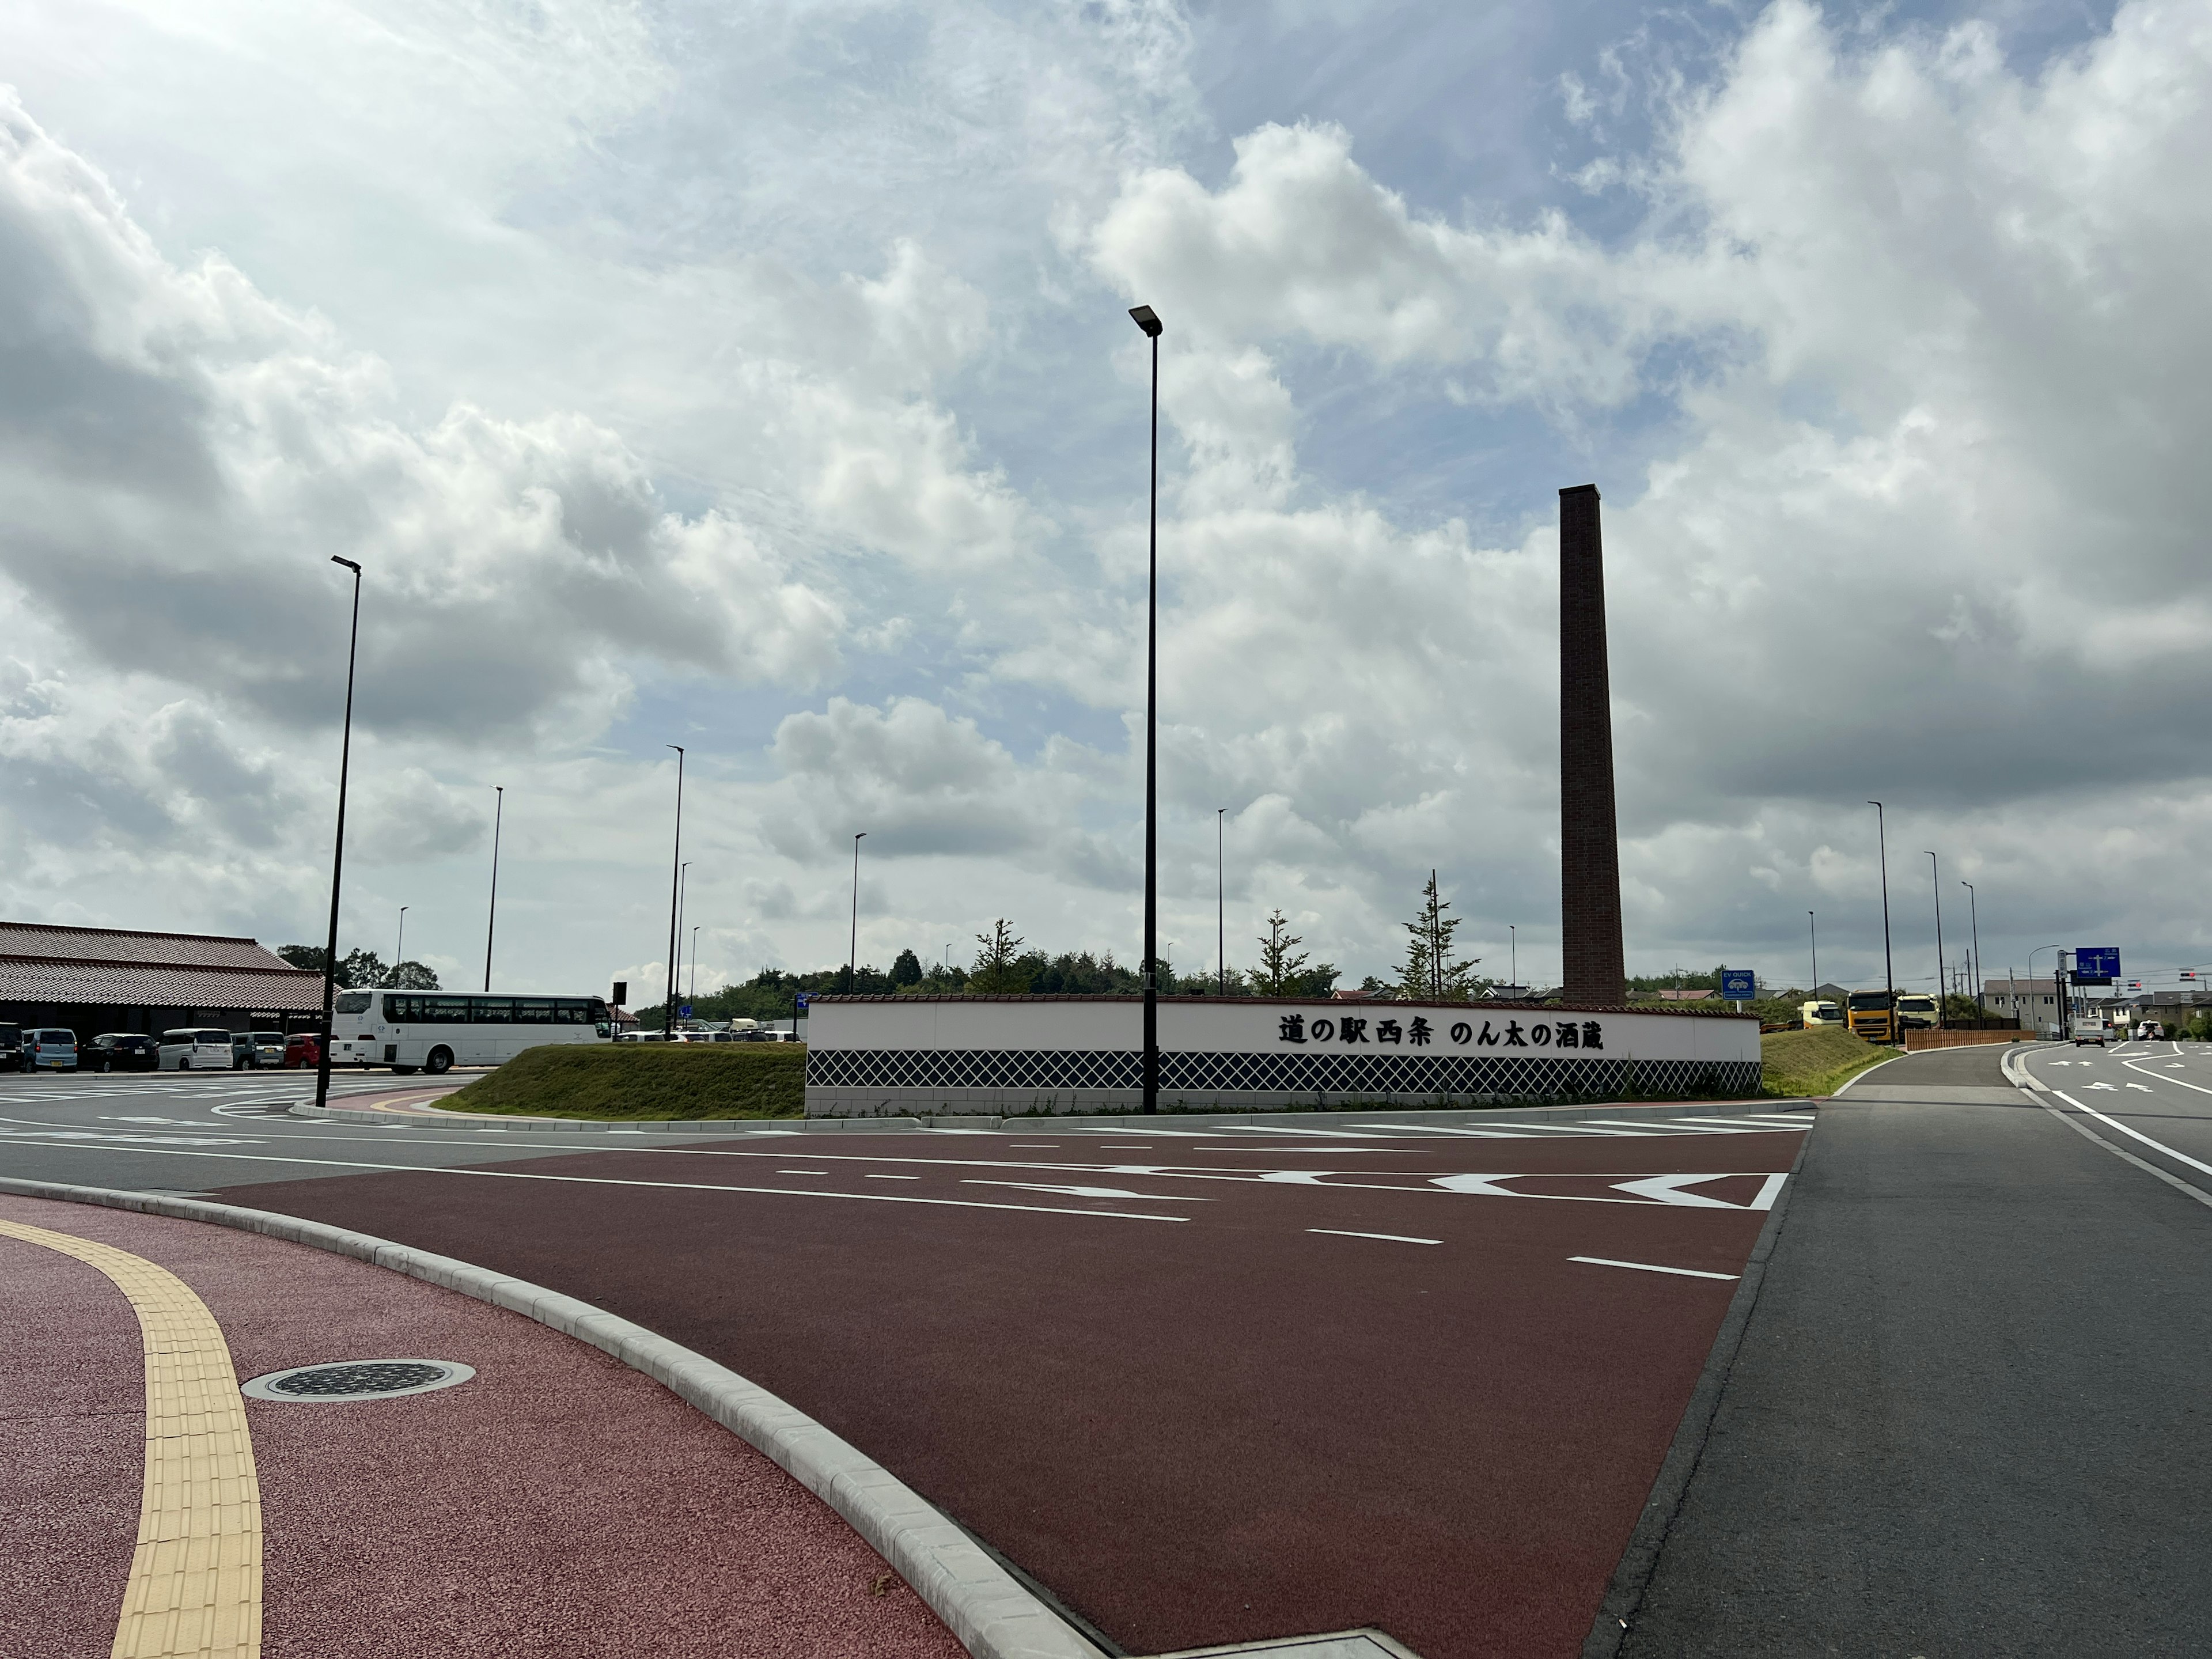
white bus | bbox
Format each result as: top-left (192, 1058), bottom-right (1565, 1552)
top-left (328, 990), bottom-right (612, 1074)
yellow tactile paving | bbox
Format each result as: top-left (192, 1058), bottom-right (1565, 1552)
top-left (0, 1217), bottom-right (262, 1658)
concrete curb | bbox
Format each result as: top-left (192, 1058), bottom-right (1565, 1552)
top-left (0, 1175), bottom-right (1105, 1659)
top-left (1578, 1127), bottom-right (1813, 1658)
top-left (291, 1099), bottom-right (1812, 1135)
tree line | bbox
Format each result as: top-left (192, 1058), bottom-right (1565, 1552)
top-left (277, 945), bottom-right (441, 989)
top-left (635, 876), bottom-right (1512, 1024)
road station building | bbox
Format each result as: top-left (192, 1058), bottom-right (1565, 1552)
top-left (0, 922), bottom-right (325, 1038)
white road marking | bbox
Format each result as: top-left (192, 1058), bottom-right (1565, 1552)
top-left (965, 1180), bottom-right (1209, 1202)
top-left (2085, 1082), bottom-right (2118, 1090)
top-left (2126, 1084), bottom-right (2156, 1092)
top-left (778, 1169), bottom-right (831, 1175)
top-left (1610, 1173), bottom-right (1752, 1209)
top-left (1569, 1256), bottom-right (1739, 1281)
top-left (2051, 1090), bottom-right (2212, 1180)
top-left (0, 1141), bottom-right (1195, 1221)
top-left (1308, 1229), bottom-right (1440, 1245)
top-left (865, 1174), bottom-right (919, 1180)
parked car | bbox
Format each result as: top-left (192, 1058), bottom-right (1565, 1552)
top-left (252, 1031), bottom-right (286, 1066)
top-left (0, 1023), bottom-right (22, 1071)
top-left (84, 1033), bottom-right (160, 1073)
top-left (2135, 1021), bottom-right (2166, 1042)
top-left (158, 1028), bottom-right (236, 1070)
top-left (282, 1032), bottom-right (322, 1069)
top-left (25, 1028), bottom-right (79, 1071)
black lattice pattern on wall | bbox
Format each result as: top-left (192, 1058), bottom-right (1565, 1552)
top-left (806, 1047), bottom-right (1759, 1099)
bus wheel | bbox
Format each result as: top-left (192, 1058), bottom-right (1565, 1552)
top-left (425, 1048), bottom-right (453, 1076)
top-left (391, 1065), bottom-right (419, 1076)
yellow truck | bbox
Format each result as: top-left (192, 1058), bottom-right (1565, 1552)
top-left (1846, 990), bottom-right (1895, 1043)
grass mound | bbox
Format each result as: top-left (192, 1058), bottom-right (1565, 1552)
top-left (1762, 1025), bottom-right (1896, 1098)
top-left (440, 1043), bottom-right (805, 1120)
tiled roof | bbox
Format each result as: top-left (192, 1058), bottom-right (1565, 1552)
top-left (0, 958), bottom-right (326, 1011)
top-left (0, 922), bottom-right (300, 972)
top-left (0, 922), bottom-right (324, 1011)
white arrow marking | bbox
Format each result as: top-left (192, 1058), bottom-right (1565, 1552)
top-left (1610, 1173), bottom-right (1745, 1209)
top-left (2085, 1081), bottom-right (2118, 1091)
top-left (965, 1180), bottom-right (1209, 1202)
top-left (1429, 1173), bottom-right (1533, 1198)
top-left (2126, 1083), bottom-right (2156, 1092)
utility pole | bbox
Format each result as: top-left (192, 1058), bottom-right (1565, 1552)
top-left (1961, 881), bottom-right (1983, 1020)
top-left (1809, 911), bottom-right (1817, 1000)
top-left (483, 786), bottom-right (503, 993)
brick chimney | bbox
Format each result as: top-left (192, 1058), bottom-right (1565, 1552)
top-left (1559, 484), bottom-right (1627, 1005)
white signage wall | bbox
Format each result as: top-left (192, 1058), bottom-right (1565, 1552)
top-left (804, 995), bottom-right (1760, 1116)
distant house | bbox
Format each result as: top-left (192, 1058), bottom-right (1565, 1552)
top-left (1982, 978), bottom-right (2065, 1021)
top-left (1812, 982), bottom-right (1853, 1005)
top-left (1652, 988), bottom-right (1717, 1002)
top-left (0, 921), bottom-right (324, 1036)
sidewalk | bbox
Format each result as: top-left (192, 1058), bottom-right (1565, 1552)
top-left (0, 1192), bottom-right (967, 1659)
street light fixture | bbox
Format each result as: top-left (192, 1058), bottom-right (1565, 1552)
top-left (847, 832), bottom-right (866, 994)
top-left (1868, 802), bottom-right (1895, 1037)
top-left (315, 556), bottom-right (363, 1115)
top-left (664, 745), bottom-right (684, 1037)
top-left (484, 785), bottom-right (503, 993)
top-left (1130, 301), bottom-right (1162, 1113)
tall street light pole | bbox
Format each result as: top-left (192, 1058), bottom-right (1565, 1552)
top-left (1809, 910), bottom-right (1817, 998)
top-left (483, 785), bottom-right (503, 992)
top-left (1961, 882), bottom-right (1983, 1018)
top-left (664, 745), bottom-right (684, 1037)
top-left (1217, 806), bottom-right (1226, 995)
top-left (1869, 802), bottom-right (1895, 1040)
top-left (393, 906), bottom-right (408, 987)
top-left (315, 556), bottom-right (363, 1115)
top-left (1925, 851), bottom-right (1946, 1029)
top-left (847, 832), bottom-right (867, 993)
top-left (676, 861), bottom-right (691, 1012)
top-left (690, 925), bottom-right (700, 1004)
top-left (1130, 301), bottom-right (1163, 1115)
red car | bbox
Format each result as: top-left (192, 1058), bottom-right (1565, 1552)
top-left (282, 1032), bottom-right (323, 1069)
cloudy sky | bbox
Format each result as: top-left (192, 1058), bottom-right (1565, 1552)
top-left (3, 0), bottom-right (2205, 1003)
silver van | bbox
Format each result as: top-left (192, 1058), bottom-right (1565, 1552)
top-left (159, 1028), bottom-right (236, 1070)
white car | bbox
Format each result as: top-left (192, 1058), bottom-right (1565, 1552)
top-left (2070, 1020), bottom-right (2113, 1047)
top-left (159, 1028), bottom-right (237, 1070)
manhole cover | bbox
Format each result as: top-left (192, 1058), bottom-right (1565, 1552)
top-left (241, 1358), bottom-right (475, 1402)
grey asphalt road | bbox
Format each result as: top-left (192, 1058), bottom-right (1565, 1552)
top-left (1618, 1040), bottom-right (2212, 1656)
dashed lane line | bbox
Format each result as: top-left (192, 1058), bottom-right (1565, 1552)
top-left (0, 1217), bottom-right (262, 1657)
top-left (1307, 1229), bottom-right (1441, 1245)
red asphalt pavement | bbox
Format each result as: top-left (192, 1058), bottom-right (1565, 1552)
top-left (0, 1192), bottom-right (965, 1659)
top-left (207, 1124), bottom-right (1805, 1658)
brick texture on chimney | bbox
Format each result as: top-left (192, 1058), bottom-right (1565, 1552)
top-left (1559, 484), bottom-right (1627, 1005)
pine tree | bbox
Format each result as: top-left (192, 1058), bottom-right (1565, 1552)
top-left (969, 921), bottom-right (1030, 994)
top-left (888, 948), bottom-right (923, 987)
top-left (1255, 910), bottom-right (1311, 995)
top-left (1397, 872), bottom-right (1480, 1001)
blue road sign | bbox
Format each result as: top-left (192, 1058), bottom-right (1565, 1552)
top-left (2074, 947), bottom-right (2120, 984)
top-left (1720, 968), bottom-right (1756, 1000)
top-left (795, 993), bottom-right (812, 1010)
top-left (679, 1003), bottom-right (692, 1018)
